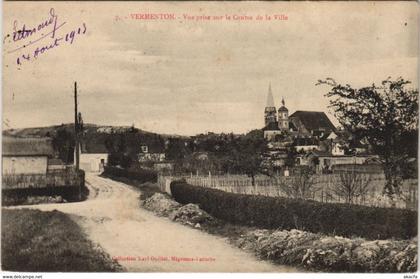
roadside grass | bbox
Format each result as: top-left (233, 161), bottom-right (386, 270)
top-left (1, 208), bottom-right (123, 272)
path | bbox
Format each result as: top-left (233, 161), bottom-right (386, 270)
top-left (9, 173), bottom-right (300, 272)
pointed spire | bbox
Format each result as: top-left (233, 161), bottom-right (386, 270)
top-left (281, 97), bottom-right (285, 106)
top-left (266, 82), bottom-right (275, 107)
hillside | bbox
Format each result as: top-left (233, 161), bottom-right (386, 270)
top-left (2, 123), bottom-right (189, 140)
top-left (2, 124), bottom-right (190, 164)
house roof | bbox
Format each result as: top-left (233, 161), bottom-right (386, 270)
top-left (306, 150), bottom-right (332, 157)
top-left (48, 158), bottom-right (65, 165)
top-left (3, 136), bottom-right (54, 156)
top-left (289, 111), bottom-right (336, 132)
top-left (293, 137), bottom-right (319, 146)
top-left (263, 121), bottom-right (280, 131)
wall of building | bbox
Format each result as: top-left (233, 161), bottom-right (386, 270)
top-left (3, 156), bottom-right (48, 175)
top-left (80, 153), bottom-right (108, 172)
top-left (138, 153), bottom-right (166, 162)
top-left (264, 130), bottom-right (282, 141)
top-left (295, 145), bottom-right (319, 152)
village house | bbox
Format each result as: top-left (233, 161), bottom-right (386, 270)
top-left (138, 143), bottom-right (166, 162)
top-left (293, 137), bottom-right (320, 152)
top-left (2, 136), bottom-right (55, 175)
top-left (77, 141), bottom-right (108, 173)
top-left (296, 150), bottom-right (379, 174)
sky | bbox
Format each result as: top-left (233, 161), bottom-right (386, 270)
top-left (2, 2), bottom-right (419, 136)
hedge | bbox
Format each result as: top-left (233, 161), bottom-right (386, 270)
top-left (103, 166), bottom-right (157, 184)
top-left (170, 181), bottom-right (417, 240)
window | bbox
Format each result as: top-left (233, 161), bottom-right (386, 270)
top-left (141, 145), bottom-right (148, 153)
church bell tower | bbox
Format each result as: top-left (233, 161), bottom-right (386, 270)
top-left (278, 98), bottom-right (289, 130)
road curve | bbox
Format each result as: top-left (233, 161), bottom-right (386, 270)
top-left (8, 173), bottom-right (301, 272)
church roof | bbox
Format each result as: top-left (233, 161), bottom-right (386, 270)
top-left (289, 111), bottom-right (336, 132)
top-left (266, 83), bottom-right (275, 108)
top-left (278, 106), bottom-right (288, 112)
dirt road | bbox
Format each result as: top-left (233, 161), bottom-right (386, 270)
top-left (11, 173), bottom-right (300, 272)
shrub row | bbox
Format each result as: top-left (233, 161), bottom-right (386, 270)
top-left (170, 181), bottom-right (417, 240)
top-left (103, 166), bottom-right (157, 184)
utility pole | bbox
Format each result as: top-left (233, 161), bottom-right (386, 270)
top-left (74, 82), bottom-right (80, 170)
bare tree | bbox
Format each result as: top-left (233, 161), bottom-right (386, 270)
top-left (333, 172), bottom-right (372, 204)
top-left (281, 167), bottom-right (317, 199)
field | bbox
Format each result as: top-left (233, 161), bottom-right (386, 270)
top-left (1, 208), bottom-right (122, 272)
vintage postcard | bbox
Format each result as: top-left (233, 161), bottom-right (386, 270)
top-left (1, 1), bottom-right (418, 276)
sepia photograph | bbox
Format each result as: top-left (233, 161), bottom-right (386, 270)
top-left (1, 1), bottom-right (418, 276)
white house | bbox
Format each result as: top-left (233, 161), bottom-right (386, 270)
top-left (77, 141), bottom-right (108, 173)
top-left (2, 136), bottom-right (54, 175)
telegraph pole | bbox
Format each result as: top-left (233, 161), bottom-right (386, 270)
top-left (74, 82), bottom-right (80, 170)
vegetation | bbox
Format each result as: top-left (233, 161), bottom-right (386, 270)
top-left (319, 77), bottom-right (418, 197)
top-left (142, 191), bottom-right (417, 272)
top-left (281, 167), bottom-right (317, 199)
top-left (103, 165), bottom-right (157, 184)
top-left (333, 172), bottom-right (372, 204)
top-left (170, 181), bottom-right (417, 240)
top-left (166, 130), bottom-right (269, 182)
top-left (51, 127), bottom-right (75, 164)
top-left (1, 209), bottom-right (122, 272)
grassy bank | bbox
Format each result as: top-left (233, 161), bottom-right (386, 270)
top-left (1, 208), bottom-right (123, 272)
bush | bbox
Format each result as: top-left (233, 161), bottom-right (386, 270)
top-left (237, 229), bottom-right (417, 272)
top-left (103, 166), bottom-right (157, 184)
top-left (170, 181), bottom-right (417, 240)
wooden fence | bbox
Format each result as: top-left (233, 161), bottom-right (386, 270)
top-left (158, 173), bottom-right (418, 210)
top-left (2, 168), bottom-right (85, 190)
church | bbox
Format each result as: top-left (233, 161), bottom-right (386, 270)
top-left (262, 84), bottom-right (336, 141)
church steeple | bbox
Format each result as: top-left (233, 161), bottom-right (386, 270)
top-left (264, 82), bottom-right (277, 126)
top-left (266, 83), bottom-right (275, 108)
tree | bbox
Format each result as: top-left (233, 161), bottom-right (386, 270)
top-left (52, 128), bottom-right (75, 164)
top-left (318, 77), bottom-right (418, 197)
top-left (281, 166), bottom-right (316, 199)
top-left (230, 129), bottom-right (268, 186)
top-left (333, 171), bottom-right (372, 204)
top-left (105, 133), bottom-right (133, 168)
